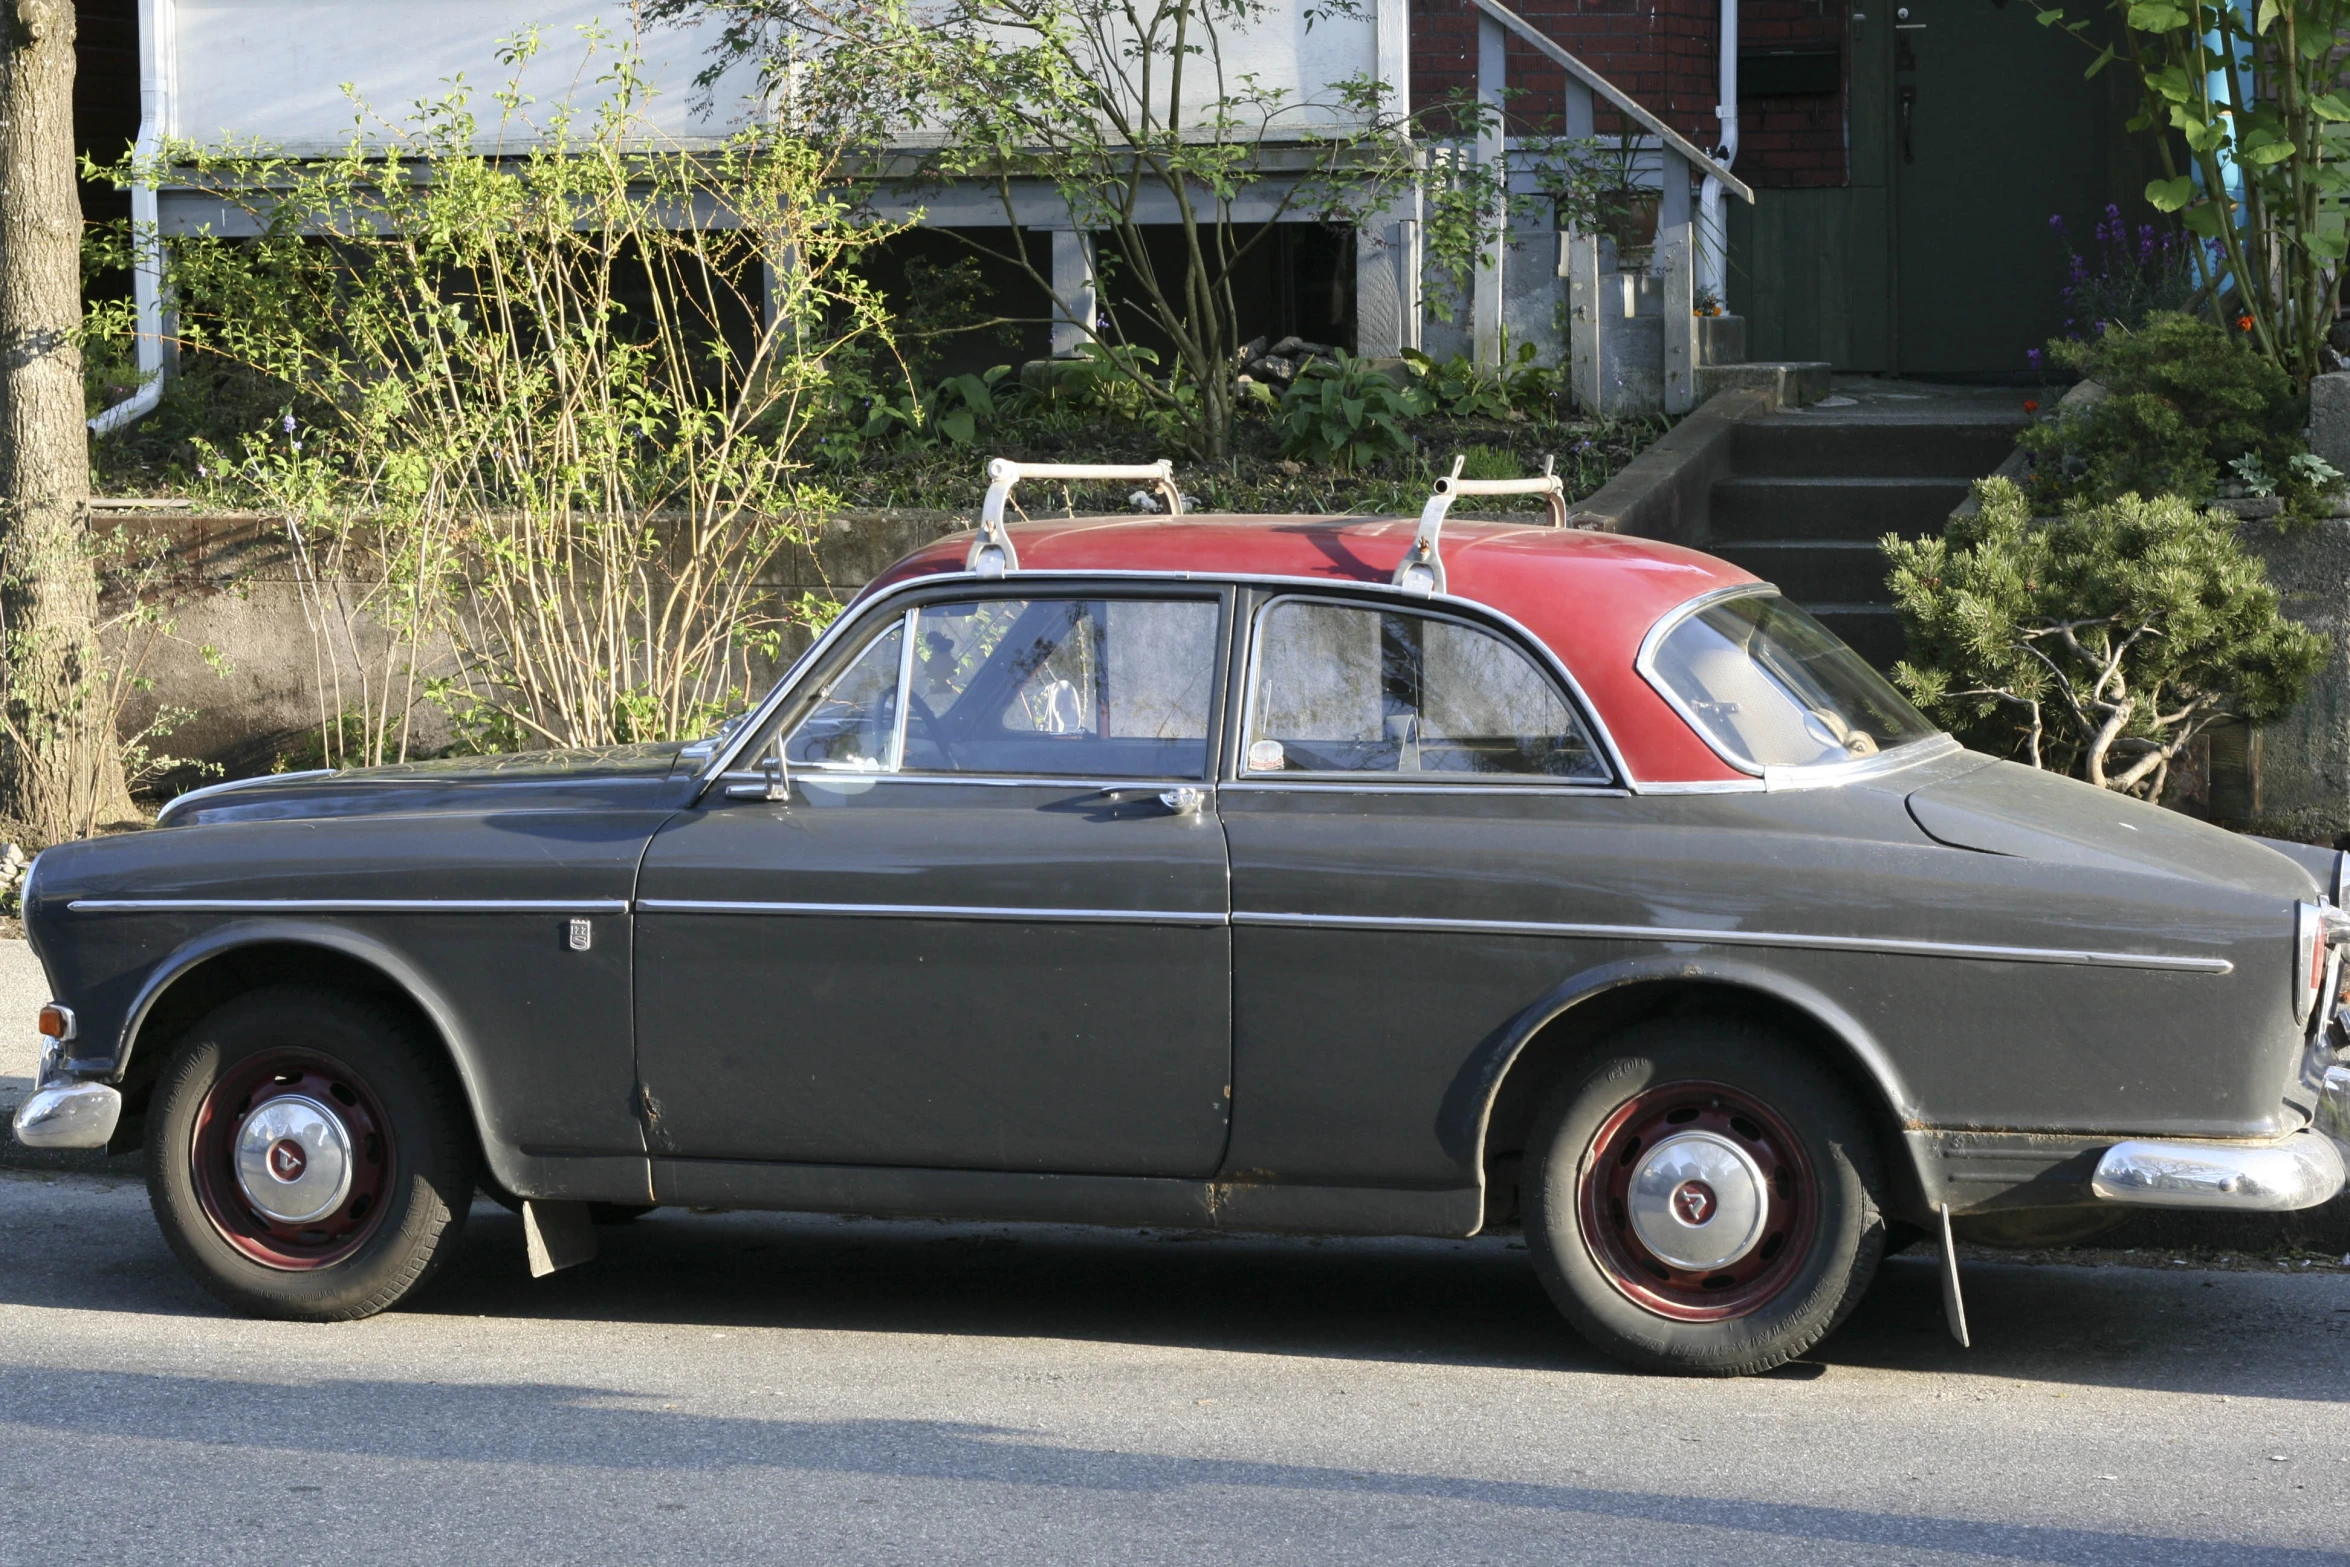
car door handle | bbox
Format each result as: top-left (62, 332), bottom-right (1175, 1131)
top-left (1097, 786), bottom-right (1209, 817)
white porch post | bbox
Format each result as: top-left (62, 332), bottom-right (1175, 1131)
top-left (1048, 228), bottom-right (1096, 358)
top-left (1659, 153), bottom-right (1697, 413)
top-left (1355, 0), bottom-right (1415, 357)
top-left (1472, 11), bottom-right (1507, 364)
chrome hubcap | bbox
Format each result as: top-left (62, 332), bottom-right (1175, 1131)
top-left (232, 1095), bottom-right (355, 1224)
top-left (1627, 1130), bottom-right (1770, 1272)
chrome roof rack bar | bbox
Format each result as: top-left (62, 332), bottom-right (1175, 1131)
top-left (1391, 455), bottom-right (1567, 597)
top-left (968, 458), bottom-right (1184, 577)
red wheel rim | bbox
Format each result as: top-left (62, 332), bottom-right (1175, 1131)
top-left (1576, 1078), bottom-right (1815, 1322)
top-left (191, 1049), bottom-right (394, 1271)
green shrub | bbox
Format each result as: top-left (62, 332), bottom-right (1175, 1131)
top-left (2018, 312), bottom-right (2321, 514)
top-left (1400, 342), bottom-right (1557, 422)
top-left (1271, 351), bottom-right (1421, 471)
top-left (1884, 476), bottom-right (2324, 803)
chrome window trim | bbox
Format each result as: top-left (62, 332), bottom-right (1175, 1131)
top-left (1230, 910), bottom-right (2233, 974)
top-left (771, 770), bottom-right (1211, 790)
top-left (1631, 582), bottom-right (1953, 785)
top-left (68, 898), bottom-right (632, 916)
top-left (1229, 589), bottom-right (1624, 789)
top-left (1220, 780), bottom-right (1632, 799)
top-left (154, 769), bottom-right (337, 826)
top-left (638, 898), bottom-right (1226, 926)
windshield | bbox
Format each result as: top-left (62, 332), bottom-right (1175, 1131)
top-left (1646, 593), bottom-right (1938, 770)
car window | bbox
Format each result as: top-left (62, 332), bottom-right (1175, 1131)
top-left (785, 617), bottom-right (905, 770)
top-left (1645, 592), bottom-right (1937, 770)
top-left (787, 596), bottom-right (1220, 779)
top-left (1244, 599), bottom-right (1608, 780)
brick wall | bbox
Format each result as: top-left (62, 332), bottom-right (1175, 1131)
top-left (1410, 0), bottom-right (1848, 188)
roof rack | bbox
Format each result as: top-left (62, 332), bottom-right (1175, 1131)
top-left (1390, 456), bottom-right (1568, 597)
top-left (967, 458), bottom-right (1185, 577)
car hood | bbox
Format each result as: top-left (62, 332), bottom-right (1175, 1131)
top-left (158, 743), bottom-right (700, 828)
top-left (1906, 756), bottom-right (2317, 899)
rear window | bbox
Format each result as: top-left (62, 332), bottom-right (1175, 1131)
top-left (1645, 593), bottom-right (1937, 771)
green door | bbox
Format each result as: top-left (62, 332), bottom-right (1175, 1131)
top-left (1731, 4), bottom-right (2157, 376)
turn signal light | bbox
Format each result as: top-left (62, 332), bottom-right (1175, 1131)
top-left (36, 1004), bottom-right (74, 1043)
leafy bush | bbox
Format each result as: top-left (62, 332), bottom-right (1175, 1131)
top-left (2017, 312), bottom-right (2324, 513)
top-left (1270, 351), bottom-right (1421, 471)
top-left (121, 32), bottom-right (892, 762)
top-left (1884, 477), bottom-right (2324, 803)
top-left (1400, 343), bottom-right (1558, 422)
top-left (829, 365), bottom-right (1011, 455)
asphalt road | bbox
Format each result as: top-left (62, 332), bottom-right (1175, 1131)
top-left (1, 1164), bottom-right (2346, 1566)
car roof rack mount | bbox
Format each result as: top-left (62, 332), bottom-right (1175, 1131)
top-left (967, 458), bottom-right (1185, 577)
top-left (1391, 455), bottom-right (1568, 597)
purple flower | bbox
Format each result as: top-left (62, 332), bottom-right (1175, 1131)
top-left (282, 412), bottom-right (297, 435)
top-left (2104, 202), bottom-right (2122, 221)
top-left (2027, 348), bottom-right (2043, 370)
top-left (2048, 214), bottom-right (2066, 234)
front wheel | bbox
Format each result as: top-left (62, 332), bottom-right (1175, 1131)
top-left (1523, 1016), bottom-right (1887, 1376)
top-left (146, 985), bottom-right (477, 1321)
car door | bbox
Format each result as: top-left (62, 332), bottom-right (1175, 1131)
top-left (633, 583), bottom-right (1235, 1177)
top-left (1215, 589), bottom-right (1632, 1192)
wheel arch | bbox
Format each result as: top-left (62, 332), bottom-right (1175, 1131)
top-left (1455, 956), bottom-right (1934, 1228)
top-left (110, 921), bottom-right (497, 1172)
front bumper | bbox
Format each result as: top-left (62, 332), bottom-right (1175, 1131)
top-left (11, 1081), bottom-right (121, 1150)
top-left (10, 1031), bottom-right (121, 1152)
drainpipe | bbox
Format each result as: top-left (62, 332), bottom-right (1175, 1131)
top-left (1696, 0), bottom-right (1738, 307)
top-left (89, 0), bottom-right (172, 437)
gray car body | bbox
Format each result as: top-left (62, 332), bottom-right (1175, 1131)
top-left (20, 569), bottom-right (2335, 1235)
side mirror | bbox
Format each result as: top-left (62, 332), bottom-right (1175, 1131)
top-left (724, 729), bottom-right (792, 804)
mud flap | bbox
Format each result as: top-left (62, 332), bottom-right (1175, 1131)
top-left (523, 1199), bottom-right (599, 1278)
top-left (1939, 1202), bottom-right (1970, 1348)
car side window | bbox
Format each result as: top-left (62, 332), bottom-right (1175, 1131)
top-left (786, 596), bottom-right (1220, 779)
top-left (1244, 598), bottom-right (1607, 780)
top-left (785, 616), bottom-right (905, 770)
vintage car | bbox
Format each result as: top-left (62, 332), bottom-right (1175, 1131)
top-left (13, 459), bottom-right (2350, 1376)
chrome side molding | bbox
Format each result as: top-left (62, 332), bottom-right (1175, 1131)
top-left (2090, 1130), bottom-right (2346, 1212)
top-left (11, 1082), bottom-right (123, 1150)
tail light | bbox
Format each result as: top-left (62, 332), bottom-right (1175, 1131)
top-left (2295, 902), bottom-right (2327, 1025)
top-left (36, 1003), bottom-right (74, 1043)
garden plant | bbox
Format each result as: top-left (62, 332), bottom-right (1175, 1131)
top-left (1885, 477), bottom-right (2324, 804)
top-left (91, 30), bottom-right (899, 765)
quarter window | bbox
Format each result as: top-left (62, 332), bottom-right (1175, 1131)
top-left (1245, 599), bottom-right (1607, 780)
top-left (786, 596), bottom-right (1220, 779)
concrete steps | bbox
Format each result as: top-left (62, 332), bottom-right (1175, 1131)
top-left (1698, 387), bottom-right (2028, 670)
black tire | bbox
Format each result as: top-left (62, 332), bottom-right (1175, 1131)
top-left (146, 985), bottom-right (477, 1321)
top-left (1523, 1015), bottom-right (1886, 1377)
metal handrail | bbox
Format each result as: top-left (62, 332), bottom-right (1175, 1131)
top-left (1392, 455), bottom-right (1567, 598)
top-left (967, 458), bottom-right (1184, 576)
top-left (1466, 0), bottom-right (1754, 205)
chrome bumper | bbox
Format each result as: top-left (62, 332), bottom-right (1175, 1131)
top-left (2091, 1127), bottom-right (2346, 1212)
top-left (11, 1081), bottom-right (122, 1150)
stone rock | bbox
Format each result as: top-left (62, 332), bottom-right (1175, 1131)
top-left (2312, 372), bottom-right (2350, 479)
top-left (2235, 513), bottom-right (2350, 841)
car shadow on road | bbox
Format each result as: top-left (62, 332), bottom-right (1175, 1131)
top-left (0, 1356), bottom-right (2340, 1567)
top-left (403, 1205), bottom-right (2348, 1402)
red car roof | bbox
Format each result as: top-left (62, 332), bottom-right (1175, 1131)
top-left (866, 514), bottom-right (1759, 785)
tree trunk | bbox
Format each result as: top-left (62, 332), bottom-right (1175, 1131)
top-left (0, 0), bottom-right (133, 839)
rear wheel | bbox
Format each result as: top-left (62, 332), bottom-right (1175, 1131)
top-left (1524, 1015), bottom-right (1886, 1376)
top-left (146, 985), bottom-right (476, 1321)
